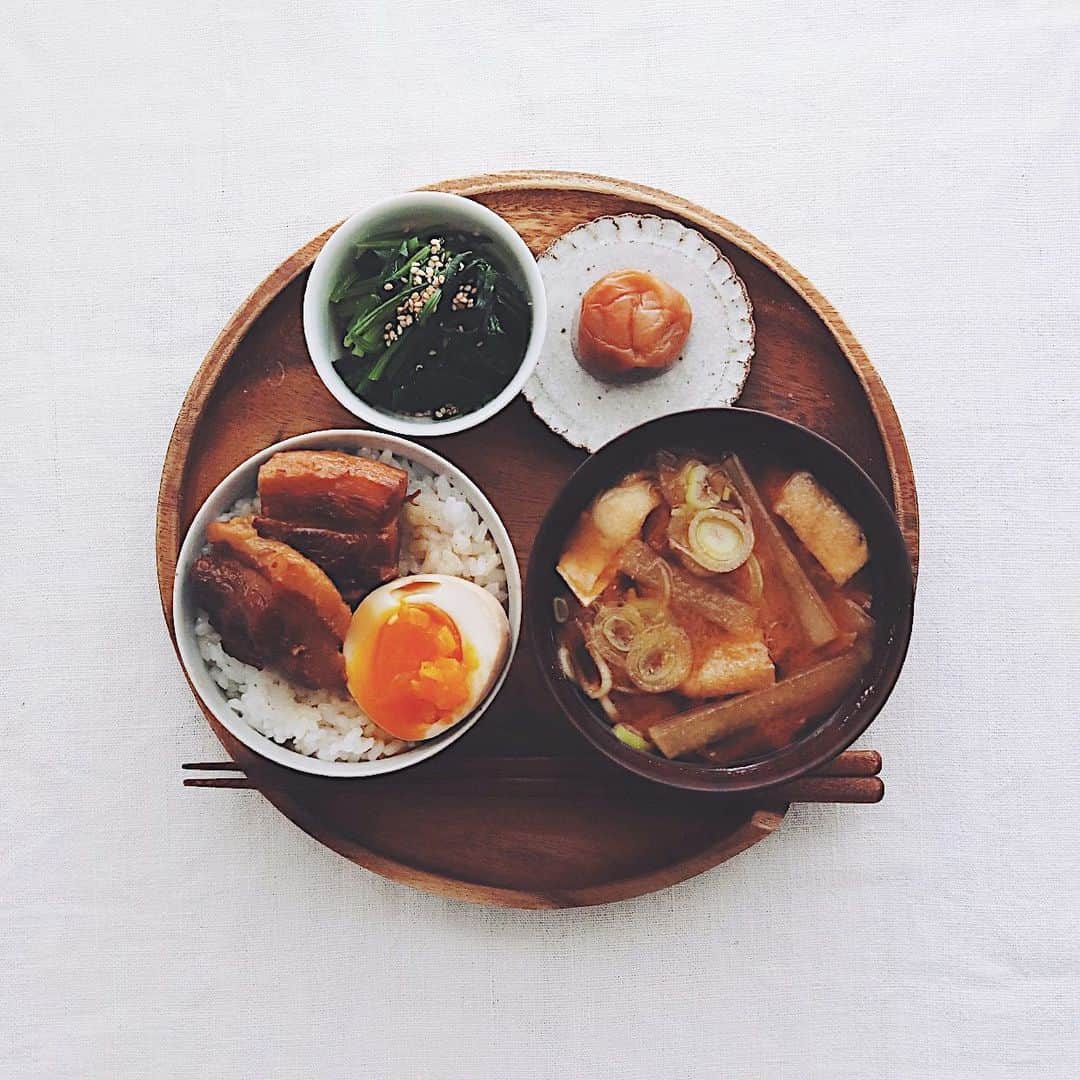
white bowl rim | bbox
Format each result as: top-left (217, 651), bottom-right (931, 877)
top-left (172, 428), bottom-right (522, 778)
top-left (302, 191), bottom-right (547, 437)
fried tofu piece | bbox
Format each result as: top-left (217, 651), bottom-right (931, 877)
top-left (258, 451), bottom-right (407, 529)
top-left (557, 478), bottom-right (660, 605)
top-left (773, 472), bottom-right (869, 585)
top-left (679, 634), bottom-right (775, 699)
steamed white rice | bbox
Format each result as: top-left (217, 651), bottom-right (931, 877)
top-left (196, 449), bottom-right (507, 762)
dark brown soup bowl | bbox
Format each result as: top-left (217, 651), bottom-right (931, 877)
top-left (525, 408), bottom-right (915, 794)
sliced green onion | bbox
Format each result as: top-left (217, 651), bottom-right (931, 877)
top-left (558, 645), bottom-right (575, 680)
top-left (683, 462), bottom-right (723, 510)
top-left (582, 642), bottom-right (613, 699)
top-left (612, 723), bottom-right (651, 751)
top-left (686, 509), bottom-right (754, 573)
top-left (626, 624), bottom-right (693, 693)
top-left (743, 553), bottom-right (764, 602)
top-left (594, 603), bottom-right (645, 653)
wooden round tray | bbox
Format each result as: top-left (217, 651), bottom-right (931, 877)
top-left (158, 171), bottom-right (919, 908)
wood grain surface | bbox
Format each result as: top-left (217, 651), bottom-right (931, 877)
top-left (157, 171), bottom-right (918, 908)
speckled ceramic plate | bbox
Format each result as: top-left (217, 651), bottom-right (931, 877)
top-left (524, 214), bottom-right (755, 451)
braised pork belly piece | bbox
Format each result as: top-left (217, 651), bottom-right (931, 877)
top-left (191, 554), bottom-right (281, 669)
top-left (195, 516), bottom-right (353, 693)
top-left (204, 516), bottom-right (351, 639)
top-left (191, 548), bottom-right (348, 694)
top-left (253, 516), bottom-right (400, 604)
top-left (253, 451), bottom-right (409, 604)
top-left (258, 450), bottom-right (407, 529)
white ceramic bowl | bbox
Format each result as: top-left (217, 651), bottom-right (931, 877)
top-left (172, 429), bottom-right (521, 778)
top-left (303, 192), bottom-right (547, 436)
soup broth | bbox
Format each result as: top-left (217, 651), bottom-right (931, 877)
top-left (555, 450), bottom-right (873, 762)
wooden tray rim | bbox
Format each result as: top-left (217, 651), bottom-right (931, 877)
top-left (156, 170), bottom-right (918, 909)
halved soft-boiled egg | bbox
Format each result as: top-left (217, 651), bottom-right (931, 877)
top-left (344, 574), bottom-right (511, 742)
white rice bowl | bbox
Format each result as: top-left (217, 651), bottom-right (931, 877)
top-left (182, 438), bottom-right (515, 771)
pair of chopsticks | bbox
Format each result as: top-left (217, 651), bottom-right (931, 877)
top-left (183, 749), bottom-right (883, 803)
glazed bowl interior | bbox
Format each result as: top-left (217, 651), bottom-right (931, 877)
top-left (526, 408), bottom-right (914, 794)
top-left (303, 191), bottom-right (547, 437)
top-left (173, 429), bottom-right (522, 778)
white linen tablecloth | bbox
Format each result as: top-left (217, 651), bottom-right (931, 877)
top-left (2, 2), bottom-right (1077, 1077)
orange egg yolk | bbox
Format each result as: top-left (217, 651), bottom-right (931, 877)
top-left (362, 603), bottom-right (473, 739)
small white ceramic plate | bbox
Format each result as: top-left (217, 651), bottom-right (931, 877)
top-left (525, 214), bottom-right (755, 451)
top-left (303, 192), bottom-right (547, 437)
top-left (172, 429), bottom-right (521, 778)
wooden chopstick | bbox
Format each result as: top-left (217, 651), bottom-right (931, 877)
top-left (182, 749), bottom-right (884, 803)
top-left (806, 749), bottom-right (880, 778)
top-left (181, 749), bottom-right (880, 779)
top-left (770, 775), bottom-right (883, 804)
top-left (183, 776), bottom-right (256, 789)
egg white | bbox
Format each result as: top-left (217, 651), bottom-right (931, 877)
top-left (344, 574), bottom-right (510, 740)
